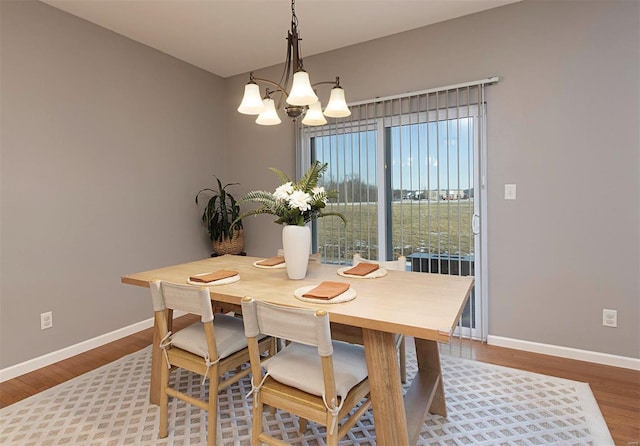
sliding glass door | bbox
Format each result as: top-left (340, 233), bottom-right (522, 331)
top-left (301, 84), bottom-right (490, 340)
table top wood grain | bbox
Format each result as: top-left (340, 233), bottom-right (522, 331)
top-left (122, 254), bottom-right (474, 343)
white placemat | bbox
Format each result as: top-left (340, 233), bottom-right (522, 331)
top-left (187, 274), bottom-right (240, 286)
top-left (252, 260), bottom-right (287, 269)
top-left (293, 285), bottom-right (357, 304)
top-left (337, 266), bottom-right (388, 279)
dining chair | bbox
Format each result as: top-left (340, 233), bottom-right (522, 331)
top-left (149, 281), bottom-right (274, 446)
top-left (241, 297), bottom-right (372, 446)
top-left (352, 253), bottom-right (408, 383)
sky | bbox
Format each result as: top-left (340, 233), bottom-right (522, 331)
top-left (314, 117), bottom-right (475, 192)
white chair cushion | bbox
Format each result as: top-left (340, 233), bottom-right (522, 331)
top-left (171, 314), bottom-right (249, 360)
top-left (262, 341), bottom-right (368, 399)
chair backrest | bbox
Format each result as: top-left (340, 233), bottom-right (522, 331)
top-left (150, 281), bottom-right (214, 323)
top-left (241, 298), bottom-right (333, 357)
top-left (353, 253), bottom-right (406, 272)
top-left (242, 297), bottom-right (338, 413)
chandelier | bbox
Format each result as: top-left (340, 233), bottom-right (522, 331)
top-left (237, 0), bottom-right (351, 126)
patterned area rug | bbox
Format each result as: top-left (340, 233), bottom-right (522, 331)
top-left (0, 340), bottom-right (613, 445)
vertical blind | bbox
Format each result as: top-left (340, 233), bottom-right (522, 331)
top-left (300, 77), bottom-right (497, 341)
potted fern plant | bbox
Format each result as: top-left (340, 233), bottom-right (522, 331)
top-left (195, 177), bottom-right (244, 255)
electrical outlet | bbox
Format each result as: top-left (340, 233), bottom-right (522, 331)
top-left (602, 309), bottom-right (617, 328)
top-left (41, 311), bottom-right (53, 330)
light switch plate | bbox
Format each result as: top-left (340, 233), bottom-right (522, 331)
top-left (504, 184), bottom-right (517, 200)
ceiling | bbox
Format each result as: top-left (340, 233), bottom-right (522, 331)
top-left (42, 0), bottom-right (518, 78)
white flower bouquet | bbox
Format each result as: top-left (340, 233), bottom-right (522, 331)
top-left (236, 161), bottom-right (346, 226)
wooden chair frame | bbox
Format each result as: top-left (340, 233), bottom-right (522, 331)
top-left (151, 281), bottom-right (274, 446)
top-left (241, 297), bottom-right (371, 446)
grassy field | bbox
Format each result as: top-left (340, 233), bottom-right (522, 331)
top-left (316, 199), bottom-right (475, 263)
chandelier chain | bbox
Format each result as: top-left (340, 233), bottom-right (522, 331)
top-left (291, 0), bottom-right (298, 28)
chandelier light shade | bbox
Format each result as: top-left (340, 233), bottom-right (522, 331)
top-left (286, 71), bottom-right (318, 106)
top-left (256, 98), bottom-right (282, 125)
top-left (237, 0), bottom-right (350, 126)
top-left (237, 82), bottom-right (266, 115)
top-left (323, 85), bottom-right (351, 118)
top-left (301, 100), bottom-right (327, 126)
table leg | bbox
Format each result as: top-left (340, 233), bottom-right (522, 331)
top-left (417, 338), bottom-right (446, 416)
top-left (403, 338), bottom-right (447, 444)
top-left (362, 328), bottom-right (409, 445)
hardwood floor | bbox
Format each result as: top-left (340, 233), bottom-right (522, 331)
top-left (1, 315), bottom-right (638, 445)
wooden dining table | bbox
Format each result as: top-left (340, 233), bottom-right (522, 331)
top-left (121, 254), bottom-right (473, 445)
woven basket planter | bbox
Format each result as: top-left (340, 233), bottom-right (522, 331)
top-left (213, 229), bottom-right (244, 255)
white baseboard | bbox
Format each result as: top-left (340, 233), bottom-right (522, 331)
top-left (0, 311), bottom-right (187, 383)
top-left (4, 324), bottom-right (637, 382)
top-left (487, 335), bottom-right (640, 371)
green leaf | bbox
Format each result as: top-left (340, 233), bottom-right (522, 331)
top-left (195, 176), bottom-right (242, 241)
top-left (269, 167), bottom-right (291, 185)
top-left (297, 161), bottom-right (327, 193)
top-left (316, 211), bottom-right (347, 225)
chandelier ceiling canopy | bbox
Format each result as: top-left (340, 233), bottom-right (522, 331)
top-left (237, 0), bottom-right (351, 126)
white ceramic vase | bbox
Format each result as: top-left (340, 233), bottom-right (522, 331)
top-left (282, 225), bottom-right (311, 280)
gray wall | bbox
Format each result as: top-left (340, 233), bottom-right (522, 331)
top-left (226, 0), bottom-right (639, 358)
top-left (1, 0), bottom-right (637, 370)
top-left (0, 1), bottom-right (226, 368)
